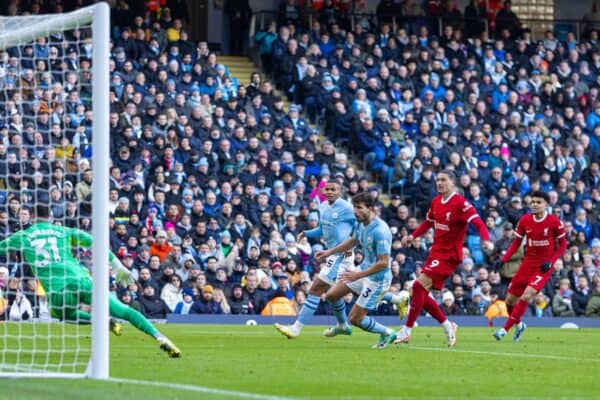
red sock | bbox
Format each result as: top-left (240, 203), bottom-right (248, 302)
top-left (507, 303), bottom-right (514, 315)
top-left (504, 300), bottom-right (528, 331)
top-left (406, 281), bottom-right (427, 328)
top-left (423, 294), bottom-right (447, 324)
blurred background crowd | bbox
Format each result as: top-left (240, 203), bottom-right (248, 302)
top-left (0, 0), bottom-right (598, 323)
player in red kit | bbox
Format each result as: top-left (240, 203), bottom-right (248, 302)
top-left (394, 170), bottom-right (493, 347)
top-left (493, 190), bottom-right (567, 342)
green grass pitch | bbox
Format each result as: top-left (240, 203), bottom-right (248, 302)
top-left (1, 323), bottom-right (599, 399)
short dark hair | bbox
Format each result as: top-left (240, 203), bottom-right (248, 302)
top-left (530, 190), bottom-right (550, 203)
top-left (438, 169), bottom-right (457, 183)
top-left (352, 192), bottom-right (375, 208)
top-left (35, 204), bottom-right (51, 220)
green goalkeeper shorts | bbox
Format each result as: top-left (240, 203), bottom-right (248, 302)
top-left (48, 276), bottom-right (92, 320)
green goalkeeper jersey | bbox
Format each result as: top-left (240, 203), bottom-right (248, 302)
top-left (0, 222), bottom-right (110, 292)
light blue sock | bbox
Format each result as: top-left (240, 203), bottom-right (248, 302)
top-left (297, 294), bottom-right (320, 325)
top-left (358, 316), bottom-right (390, 335)
top-left (330, 298), bottom-right (348, 326)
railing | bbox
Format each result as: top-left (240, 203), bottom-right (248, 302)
top-left (249, 9), bottom-right (590, 42)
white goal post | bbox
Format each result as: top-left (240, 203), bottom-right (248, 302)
top-left (0, 3), bottom-right (109, 379)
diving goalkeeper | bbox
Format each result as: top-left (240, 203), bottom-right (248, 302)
top-left (0, 206), bottom-right (181, 358)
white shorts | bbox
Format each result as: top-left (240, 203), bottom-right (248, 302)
top-left (346, 277), bottom-right (391, 311)
top-left (318, 253), bottom-right (356, 286)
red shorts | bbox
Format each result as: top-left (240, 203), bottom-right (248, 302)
top-left (421, 252), bottom-right (461, 291)
top-left (508, 262), bottom-right (551, 297)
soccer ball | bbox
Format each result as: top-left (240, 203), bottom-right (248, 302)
top-left (560, 322), bottom-right (579, 330)
top-left (246, 319), bottom-right (257, 326)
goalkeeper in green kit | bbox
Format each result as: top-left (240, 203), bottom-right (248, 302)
top-left (0, 206), bottom-right (181, 358)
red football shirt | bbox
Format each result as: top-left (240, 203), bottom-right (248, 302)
top-left (425, 192), bottom-right (480, 260)
top-left (513, 213), bottom-right (566, 263)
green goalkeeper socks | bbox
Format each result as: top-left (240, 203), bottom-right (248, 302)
top-left (109, 295), bottom-right (159, 338)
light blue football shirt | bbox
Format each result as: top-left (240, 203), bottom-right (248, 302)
top-left (305, 197), bottom-right (356, 249)
top-left (352, 217), bottom-right (392, 282)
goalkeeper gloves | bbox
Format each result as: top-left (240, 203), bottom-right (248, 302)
top-left (115, 268), bottom-right (136, 286)
top-left (111, 257), bottom-right (136, 286)
top-left (540, 261), bottom-right (552, 273)
top-left (491, 260), bottom-right (503, 272)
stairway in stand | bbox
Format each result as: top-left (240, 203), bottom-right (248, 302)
top-left (219, 55), bottom-right (291, 110)
top-left (218, 56), bottom-right (389, 204)
top-left (218, 56), bottom-right (257, 87)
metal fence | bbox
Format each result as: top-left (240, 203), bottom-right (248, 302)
top-left (250, 9), bottom-right (592, 43)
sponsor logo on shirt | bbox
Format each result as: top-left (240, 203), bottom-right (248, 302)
top-left (434, 222), bottom-right (451, 231)
top-left (528, 239), bottom-right (550, 247)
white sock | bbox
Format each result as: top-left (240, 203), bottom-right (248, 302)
top-left (337, 322), bottom-right (349, 329)
top-left (402, 325), bottom-right (411, 335)
top-left (388, 293), bottom-right (402, 304)
top-left (292, 321), bottom-right (304, 331)
top-left (389, 291), bottom-right (410, 304)
top-left (385, 327), bottom-right (393, 335)
top-left (441, 320), bottom-right (452, 332)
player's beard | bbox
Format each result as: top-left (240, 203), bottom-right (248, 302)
top-left (354, 213), bottom-right (364, 223)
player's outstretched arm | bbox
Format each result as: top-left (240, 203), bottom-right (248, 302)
top-left (500, 235), bottom-right (524, 263)
top-left (316, 237), bottom-right (356, 260)
top-left (304, 225), bottom-right (323, 239)
top-left (67, 226), bottom-right (93, 248)
top-left (469, 216), bottom-right (493, 251)
top-left (549, 235), bottom-right (568, 265)
top-left (342, 253), bottom-right (389, 283)
top-left (540, 234), bottom-right (567, 272)
top-left (111, 255), bottom-right (136, 286)
top-left (410, 219), bottom-right (434, 240)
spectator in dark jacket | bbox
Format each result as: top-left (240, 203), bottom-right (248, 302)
top-left (573, 275), bottom-right (592, 316)
top-left (495, 0), bottom-right (521, 38)
top-left (138, 285), bottom-right (171, 319)
top-left (190, 284), bottom-right (223, 314)
top-left (372, 132), bottom-right (400, 192)
top-left (414, 167), bottom-right (437, 215)
top-left (228, 284), bottom-right (252, 314)
top-left (243, 273), bottom-right (265, 314)
top-left (279, 39), bottom-right (299, 97)
top-left (257, 272), bottom-right (277, 305)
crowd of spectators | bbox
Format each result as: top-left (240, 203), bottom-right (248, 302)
top-left (0, 0), bottom-right (599, 323)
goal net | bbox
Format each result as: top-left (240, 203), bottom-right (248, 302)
top-left (0, 4), bottom-right (110, 378)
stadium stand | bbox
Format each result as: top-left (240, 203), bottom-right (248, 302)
top-left (0, 0), bottom-right (598, 323)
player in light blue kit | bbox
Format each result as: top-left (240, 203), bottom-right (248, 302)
top-left (275, 180), bottom-right (356, 339)
top-left (319, 192), bottom-right (397, 349)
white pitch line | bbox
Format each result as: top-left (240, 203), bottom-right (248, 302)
top-left (405, 345), bottom-right (600, 363)
top-left (109, 377), bottom-right (297, 400)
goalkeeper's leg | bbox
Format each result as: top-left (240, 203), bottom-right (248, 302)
top-left (109, 295), bottom-right (181, 358)
top-left (108, 294), bottom-right (158, 337)
top-left (49, 285), bottom-right (119, 337)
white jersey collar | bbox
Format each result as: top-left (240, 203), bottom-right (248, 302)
top-left (441, 191), bottom-right (457, 204)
